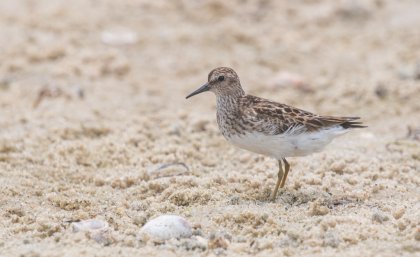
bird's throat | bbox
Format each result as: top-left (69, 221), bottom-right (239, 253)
top-left (216, 95), bottom-right (240, 114)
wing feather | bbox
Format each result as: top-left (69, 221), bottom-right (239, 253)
top-left (239, 95), bottom-right (366, 135)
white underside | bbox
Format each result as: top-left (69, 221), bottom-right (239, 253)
top-left (227, 126), bottom-right (348, 159)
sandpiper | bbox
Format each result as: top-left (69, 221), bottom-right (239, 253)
top-left (186, 67), bottom-right (366, 201)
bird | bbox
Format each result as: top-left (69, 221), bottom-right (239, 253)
top-left (186, 67), bottom-right (366, 201)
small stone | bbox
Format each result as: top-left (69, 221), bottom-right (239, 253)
top-left (139, 215), bottom-right (192, 241)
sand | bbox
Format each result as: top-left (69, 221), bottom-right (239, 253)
top-left (0, 0), bottom-right (419, 256)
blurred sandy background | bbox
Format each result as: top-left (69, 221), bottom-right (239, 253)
top-left (0, 0), bottom-right (419, 256)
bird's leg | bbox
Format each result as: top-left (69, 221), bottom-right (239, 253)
top-left (280, 158), bottom-right (290, 188)
top-left (271, 159), bottom-right (284, 201)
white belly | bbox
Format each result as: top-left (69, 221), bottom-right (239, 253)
top-left (226, 126), bottom-right (347, 159)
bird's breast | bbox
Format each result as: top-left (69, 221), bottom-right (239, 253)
top-left (216, 109), bottom-right (244, 138)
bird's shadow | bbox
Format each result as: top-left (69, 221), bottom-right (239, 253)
top-left (230, 188), bottom-right (362, 210)
top-left (279, 189), bottom-right (363, 210)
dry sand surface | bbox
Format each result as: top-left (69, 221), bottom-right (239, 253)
top-left (0, 0), bottom-right (419, 256)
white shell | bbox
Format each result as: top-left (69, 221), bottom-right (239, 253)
top-left (140, 215), bottom-right (192, 240)
top-left (72, 219), bottom-right (108, 233)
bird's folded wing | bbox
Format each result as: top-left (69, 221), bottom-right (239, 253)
top-left (240, 96), bottom-right (365, 135)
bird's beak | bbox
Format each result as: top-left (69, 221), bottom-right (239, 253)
top-left (186, 83), bottom-right (210, 99)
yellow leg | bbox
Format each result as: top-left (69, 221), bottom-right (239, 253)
top-left (280, 158), bottom-right (290, 188)
top-left (271, 160), bottom-right (284, 201)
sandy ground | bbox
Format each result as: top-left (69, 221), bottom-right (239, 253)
top-left (0, 0), bottom-right (419, 256)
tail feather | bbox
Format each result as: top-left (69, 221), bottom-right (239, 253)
top-left (318, 116), bottom-right (367, 130)
top-left (340, 120), bottom-right (367, 129)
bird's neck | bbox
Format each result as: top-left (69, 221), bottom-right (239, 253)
top-left (216, 95), bottom-right (241, 114)
top-left (215, 84), bottom-right (245, 112)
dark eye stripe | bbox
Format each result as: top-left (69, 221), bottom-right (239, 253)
top-left (218, 76), bottom-right (225, 82)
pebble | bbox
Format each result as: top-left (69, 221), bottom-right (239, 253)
top-left (139, 215), bottom-right (192, 241)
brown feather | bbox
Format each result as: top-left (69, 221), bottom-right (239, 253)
top-left (239, 95), bottom-right (366, 135)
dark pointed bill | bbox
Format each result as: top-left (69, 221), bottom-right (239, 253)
top-left (186, 83), bottom-right (209, 99)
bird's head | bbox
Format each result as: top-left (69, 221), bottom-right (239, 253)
top-left (186, 67), bottom-right (245, 99)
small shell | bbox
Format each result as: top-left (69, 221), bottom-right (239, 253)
top-left (139, 215), bottom-right (192, 241)
top-left (72, 219), bottom-right (108, 233)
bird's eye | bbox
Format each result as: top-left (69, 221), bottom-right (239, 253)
top-left (218, 76), bottom-right (225, 82)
